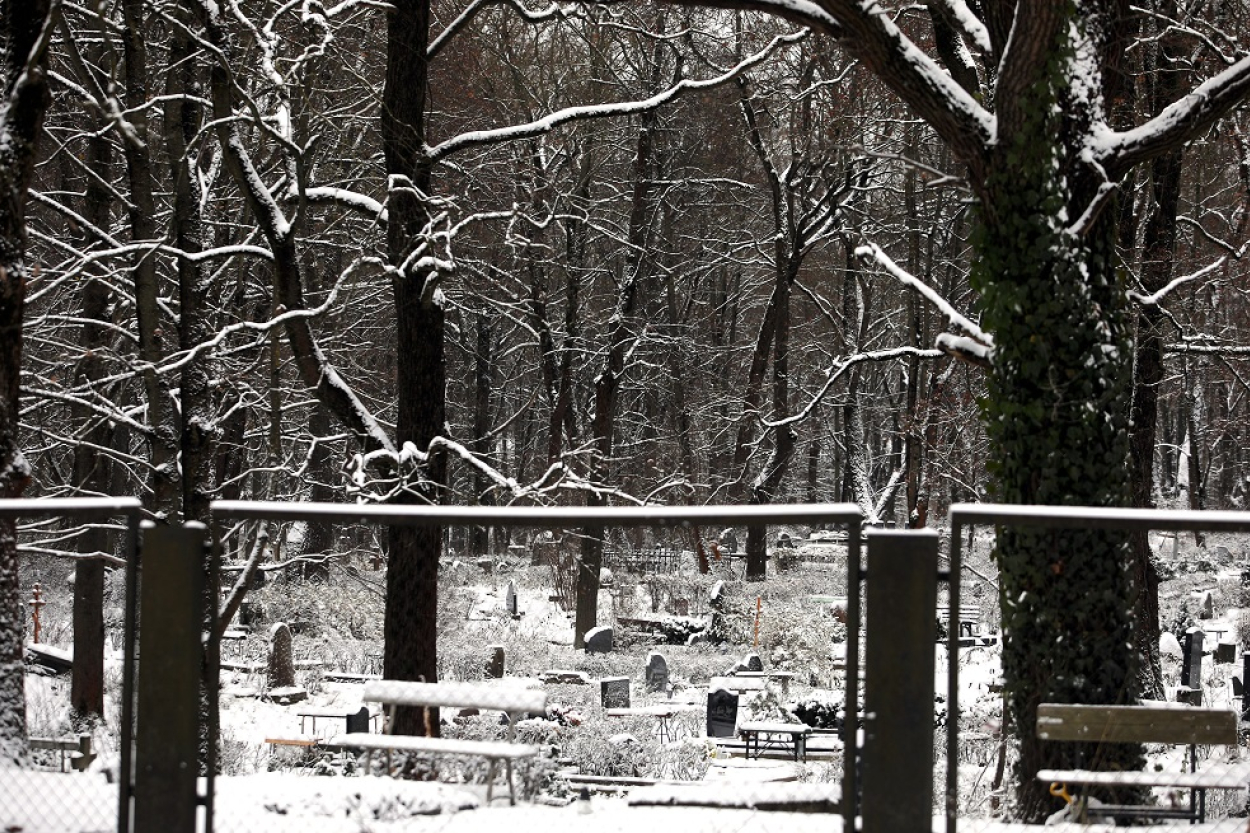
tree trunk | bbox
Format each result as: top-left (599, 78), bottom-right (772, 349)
top-left (0, 0), bottom-right (51, 762)
top-left (68, 131), bottom-right (113, 723)
top-left (975, 67), bottom-right (1139, 820)
top-left (383, 0), bottom-right (443, 735)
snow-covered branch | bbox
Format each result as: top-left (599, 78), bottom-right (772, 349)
top-left (856, 241), bottom-right (993, 348)
top-left (427, 30), bottom-right (809, 161)
top-left (1128, 258), bottom-right (1226, 306)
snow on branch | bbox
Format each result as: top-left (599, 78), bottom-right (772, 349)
top-left (1093, 53), bottom-right (1250, 170)
top-left (426, 29), bottom-right (809, 161)
top-left (766, 345), bottom-right (944, 429)
top-left (1128, 258), bottom-right (1226, 306)
top-left (856, 241), bottom-right (993, 354)
top-left (348, 437), bottom-right (648, 506)
top-left (931, 0), bottom-right (991, 54)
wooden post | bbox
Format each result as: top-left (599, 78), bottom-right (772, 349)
top-left (862, 530), bottom-right (938, 833)
top-left (132, 525), bottom-right (204, 833)
top-left (28, 582), bottom-right (45, 643)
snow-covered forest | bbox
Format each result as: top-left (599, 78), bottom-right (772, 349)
top-left (3, 0), bottom-right (1250, 821)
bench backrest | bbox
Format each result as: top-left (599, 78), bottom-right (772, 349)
top-left (362, 680), bottom-right (548, 715)
top-left (1036, 704), bottom-right (1237, 746)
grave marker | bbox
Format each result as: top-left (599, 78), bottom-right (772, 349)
top-left (1216, 642), bottom-right (1237, 664)
top-left (706, 688), bottom-right (739, 737)
top-left (345, 706), bottom-right (370, 734)
top-left (645, 652), bottom-right (668, 692)
top-left (506, 580), bottom-right (519, 618)
top-left (744, 652), bottom-right (764, 672)
top-left (585, 626), bottom-right (613, 654)
top-left (266, 622), bottom-right (306, 703)
top-left (601, 676), bottom-right (631, 708)
top-left (1243, 653), bottom-right (1250, 722)
top-left (28, 582), bottom-right (46, 644)
top-left (1181, 628), bottom-right (1204, 690)
top-left (486, 645), bottom-right (505, 679)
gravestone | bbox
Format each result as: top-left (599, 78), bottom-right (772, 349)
top-left (1181, 628), bottom-right (1204, 689)
top-left (601, 676), bottom-right (631, 708)
top-left (709, 581), bottom-right (726, 611)
top-left (1216, 546), bottom-right (1232, 562)
top-left (585, 626), bottom-right (614, 654)
top-left (486, 645), bottom-right (505, 679)
top-left (266, 622), bottom-right (306, 703)
top-left (743, 652), bottom-right (764, 672)
top-left (346, 706), bottom-right (370, 734)
top-left (505, 580), bottom-right (519, 618)
top-left (1244, 653), bottom-right (1250, 721)
top-left (1233, 676), bottom-right (1243, 698)
top-left (1216, 642), bottom-right (1237, 664)
top-left (645, 652), bottom-right (668, 692)
top-left (267, 622), bottom-right (295, 689)
top-left (706, 688), bottom-right (739, 737)
top-left (672, 598), bottom-right (689, 616)
top-left (720, 529), bottom-right (738, 554)
top-left (1200, 593), bottom-right (1215, 620)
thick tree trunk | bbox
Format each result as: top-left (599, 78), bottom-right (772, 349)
top-left (383, 0), bottom-right (444, 735)
top-left (976, 71), bottom-right (1139, 820)
top-left (0, 0), bottom-right (51, 763)
top-left (1127, 13), bottom-right (1186, 703)
top-left (69, 132), bottom-right (113, 722)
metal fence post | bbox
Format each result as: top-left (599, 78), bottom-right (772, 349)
top-left (862, 529), bottom-right (938, 833)
top-left (132, 525), bottom-right (204, 833)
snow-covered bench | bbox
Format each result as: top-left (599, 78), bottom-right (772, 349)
top-left (1036, 703), bottom-right (1246, 823)
top-left (327, 680), bottom-right (548, 805)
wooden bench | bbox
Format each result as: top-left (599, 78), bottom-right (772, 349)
top-left (29, 734), bottom-right (94, 772)
top-left (1036, 703), bottom-right (1248, 823)
top-left (327, 680), bottom-right (548, 805)
top-left (935, 603), bottom-right (981, 638)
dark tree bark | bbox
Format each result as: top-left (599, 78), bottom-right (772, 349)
top-left (0, 0), bottom-right (52, 762)
top-left (69, 130), bottom-right (112, 723)
top-left (383, 0), bottom-right (444, 735)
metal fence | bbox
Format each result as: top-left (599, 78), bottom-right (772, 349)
top-left (0, 497), bottom-right (142, 833)
top-left (945, 503), bottom-right (1250, 833)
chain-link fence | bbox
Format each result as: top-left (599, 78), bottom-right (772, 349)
top-left (1, 498), bottom-right (141, 833)
top-left (947, 504), bottom-right (1250, 833)
top-left (11, 499), bottom-right (1250, 833)
top-left (202, 501), bottom-right (863, 833)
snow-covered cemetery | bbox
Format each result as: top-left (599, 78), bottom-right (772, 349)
top-left (3, 0), bottom-right (1250, 831)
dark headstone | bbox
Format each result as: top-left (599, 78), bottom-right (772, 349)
top-left (486, 645), bottom-right (505, 679)
top-left (267, 622), bottom-right (296, 690)
top-left (1243, 652), bottom-right (1250, 721)
top-left (709, 581), bottom-right (726, 611)
top-left (672, 598), bottom-right (689, 616)
top-left (475, 557), bottom-right (494, 574)
top-left (1233, 676), bottom-right (1243, 698)
top-left (743, 652), bottom-right (764, 673)
top-left (585, 626), bottom-right (613, 654)
top-left (645, 652), bottom-right (668, 692)
top-left (1216, 546), bottom-right (1232, 562)
top-left (720, 529), bottom-right (738, 554)
top-left (1200, 593), bottom-right (1215, 620)
top-left (601, 676), bottom-right (631, 708)
top-left (1216, 642), bottom-right (1237, 665)
top-left (505, 581), bottom-right (518, 618)
top-left (346, 706), bottom-right (370, 734)
top-left (707, 688), bottom-right (739, 737)
top-left (1181, 628), bottom-right (1204, 689)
